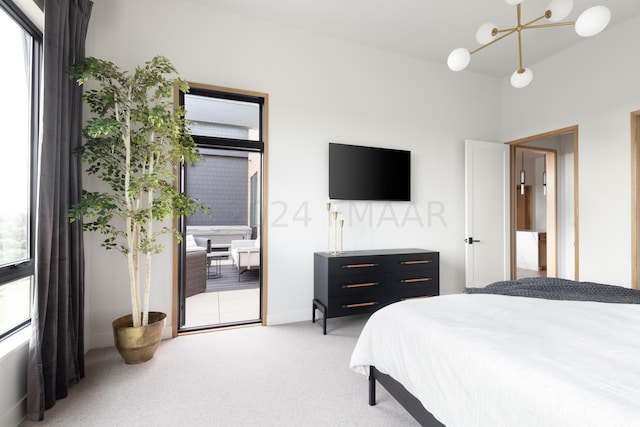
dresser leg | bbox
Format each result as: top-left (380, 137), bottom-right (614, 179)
top-left (312, 301), bottom-right (316, 324)
top-left (312, 299), bottom-right (328, 334)
top-left (323, 314), bottom-right (327, 335)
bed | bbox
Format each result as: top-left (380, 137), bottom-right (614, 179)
top-left (350, 278), bottom-right (640, 426)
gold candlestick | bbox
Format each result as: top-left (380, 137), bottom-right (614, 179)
top-left (326, 201), bottom-right (332, 254)
top-left (339, 216), bottom-right (344, 254)
top-left (333, 210), bottom-right (338, 255)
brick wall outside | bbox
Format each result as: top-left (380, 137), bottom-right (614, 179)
top-left (247, 152), bottom-right (262, 238)
top-left (186, 152), bottom-right (249, 226)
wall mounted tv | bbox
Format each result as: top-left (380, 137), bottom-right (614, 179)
top-left (329, 142), bottom-right (411, 201)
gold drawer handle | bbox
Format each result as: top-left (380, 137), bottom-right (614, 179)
top-left (342, 263), bottom-right (378, 269)
top-left (400, 260), bottom-right (432, 265)
top-left (342, 302), bottom-right (377, 309)
top-left (342, 282), bottom-right (378, 289)
top-left (401, 278), bottom-right (432, 283)
top-left (402, 296), bottom-right (431, 301)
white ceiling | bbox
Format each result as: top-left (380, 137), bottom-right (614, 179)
top-left (191, 0), bottom-right (640, 78)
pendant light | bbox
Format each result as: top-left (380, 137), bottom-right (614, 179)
top-left (520, 151), bottom-right (525, 195)
top-left (543, 154), bottom-right (547, 196)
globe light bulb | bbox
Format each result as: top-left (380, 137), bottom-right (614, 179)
top-left (447, 48), bottom-right (471, 72)
top-left (511, 68), bottom-right (533, 88)
top-left (476, 22), bottom-right (497, 45)
top-left (575, 5), bottom-right (610, 37)
top-left (546, 0), bottom-right (573, 23)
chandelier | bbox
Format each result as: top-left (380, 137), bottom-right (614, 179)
top-left (447, 0), bottom-right (611, 88)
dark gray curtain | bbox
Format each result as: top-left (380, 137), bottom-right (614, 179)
top-left (27, 0), bottom-right (92, 420)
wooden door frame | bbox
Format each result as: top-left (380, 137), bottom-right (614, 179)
top-left (506, 125), bottom-right (579, 280)
top-left (631, 111), bottom-right (640, 289)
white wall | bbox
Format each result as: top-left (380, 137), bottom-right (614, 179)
top-left (83, 0), bottom-right (501, 348)
top-left (500, 13), bottom-right (640, 287)
top-left (0, 329), bottom-right (28, 427)
top-left (557, 134), bottom-right (575, 280)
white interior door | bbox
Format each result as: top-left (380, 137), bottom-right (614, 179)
top-left (465, 140), bottom-right (510, 287)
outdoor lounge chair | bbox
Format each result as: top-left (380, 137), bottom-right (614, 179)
top-left (230, 238), bottom-right (260, 281)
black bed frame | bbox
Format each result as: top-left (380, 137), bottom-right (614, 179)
top-left (368, 366), bottom-right (445, 427)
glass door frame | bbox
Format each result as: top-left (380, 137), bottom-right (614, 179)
top-left (173, 83), bottom-right (268, 335)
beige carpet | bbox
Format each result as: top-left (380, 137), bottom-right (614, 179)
top-left (20, 315), bottom-right (419, 426)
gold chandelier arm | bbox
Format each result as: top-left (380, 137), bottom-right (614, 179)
top-left (517, 4), bottom-right (524, 71)
top-left (517, 3), bottom-right (522, 27)
top-left (518, 25), bottom-right (524, 71)
top-left (492, 10), bottom-right (572, 34)
top-left (520, 12), bottom-right (552, 29)
top-left (526, 21), bottom-right (576, 30)
top-left (494, 11), bottom-right (550, 34)
top-left (470, 27), bottom-right (518, 55)
top-left (476, 6), bottom-right (553, 68)
top-left (494, 27), bottom-right (518, 34)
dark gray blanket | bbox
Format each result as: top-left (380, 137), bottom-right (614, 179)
top-left (464, 277), bottom-right (640, 304)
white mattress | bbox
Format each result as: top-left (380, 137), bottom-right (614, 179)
top-left (350, 294), bottom-right (640, 426)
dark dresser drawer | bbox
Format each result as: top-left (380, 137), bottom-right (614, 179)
top-left (394, 281), bottom-right (439, 300)
top-left (328, 273), bottom-right (388, 297)
top-left (389, 269), bottom-right (439, 300)
top-left (389, 269), bottom-right (439, 286)
top-left (326, 294), bottom-right (389, 318)
top-left (327, 256), bottom-right (386, 277)
top-left (389, 252), bottom-right (439, 272)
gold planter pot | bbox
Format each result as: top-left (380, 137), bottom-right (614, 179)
top-left (112, 311), bottom-right (167, 364)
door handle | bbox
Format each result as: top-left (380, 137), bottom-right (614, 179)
top-left (464, 237), bottom-right (480, 245)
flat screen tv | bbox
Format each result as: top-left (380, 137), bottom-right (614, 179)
top-left (329, 142), bottom-right (411, 201)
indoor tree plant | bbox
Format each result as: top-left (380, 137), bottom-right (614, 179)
top-left (68, 55), bottom-right (203, 363)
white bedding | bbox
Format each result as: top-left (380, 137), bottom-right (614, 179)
top-left (350, 294), bottom-right (640, 427)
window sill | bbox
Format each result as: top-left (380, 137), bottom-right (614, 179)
top-left (0, 326), bottom-right (31, 360)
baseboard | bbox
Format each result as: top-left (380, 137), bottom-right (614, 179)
top-left (1, 397), bottom-right (26, 427)
top-left (266, 309), bottom-right (310, 325)
top-left (88, 331), bottom-right (114, 350)
top-left (88, 323), bottom-right (173, 351)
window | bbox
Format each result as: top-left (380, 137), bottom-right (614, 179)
top-left (184, 93), bottom-right (261, 142)
top-left (0, 0), bottom-right (41, 340)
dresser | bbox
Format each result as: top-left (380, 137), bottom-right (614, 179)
top-left (313, 248), bottom-right (439, 334)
